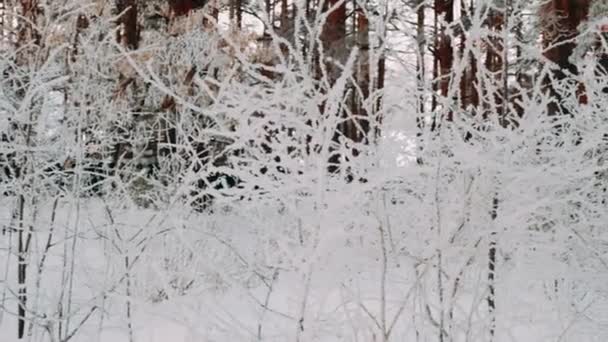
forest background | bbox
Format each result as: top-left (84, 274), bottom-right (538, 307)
top-left (1, 0), bottom-right (608, 341)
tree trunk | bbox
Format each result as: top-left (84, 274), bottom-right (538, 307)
top-left (280, 0), bottom-right (288, 34)
top-left (116, 0), bottom-right (139, 50)
top-left (375, 44), bottom-right (385, 142)
top-left (169, 0), bottom-right (207, 17)
top-left (350, 6), bottom-right (369, 143)
top-left (415, 0), bottom-right (426, 164)
top-left (541, 0), bottom-right (590, 115)
top-left (484, 4), bottom-right (504, 120)
top-left (236, 0), bottom-right (242, 28)
top-left (15, 1), bottom-right (38, 337)
top-left (435, 0), bottom-right (454, 120)
top-left (488, 197), bottom-right (498, 339)
top-left (320, 0), bottom-right (346, 174)
top-left (416, 0), bottom-right (425, 115)
top-left (459, 0), bottom-right (478, 110)
top-left (320, 0), bottom-right (346, 80)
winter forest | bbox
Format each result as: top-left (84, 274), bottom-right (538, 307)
top-left (0, 0), bottom-right (607, 341)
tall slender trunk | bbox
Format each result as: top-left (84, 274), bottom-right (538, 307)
top-left (459, 0), bottom-right (478, 110)
top-left (458, 1), bottom-right (467, 109)
top-left (236, 0), bottom-right (242, 28)
top-left (501, 1), bottom-right (510, 127)
top-left (541, 0), bottom-right (590, 115)
top-left (264, 0), bottom-right (272, 33)
top-left (415, 0), bottom-right (426, 164)
top-left (320, 0), bottom-right (346, 78)
top-left (111, 0), bottom-right (140, 176)
top-left (488, 197), bottom-right (498, 339)
top-left (485, 1), bottom-right (512, 336)
top-left (512, 7), bottom-right (526, 118)
top-left (484, 4), bottom-right (503, 120)
top-left (320, 0), bottom-right (346, 173)
top-left (229, 0), bottom-right (235, 24)
top-left (435, 0), bottom-right (454, 120)
top-left (17, 192), bottom-right (27, 339)
top-left (353, 6), bottom-right (369, 143)
top-left (15, 99), bottom-right (35, 342)
top-left (116, 0), bottom-right (138, 50)
top-left (416, 0), bottom-right (425, 116)
top-left (14, 1), bottom-right (38, 337)
top-left (280, 0), bottom-right (288, 34)
top-left (375, 46), bottom-right (385, 142)
top-left (431, 3), bottom-right (438, 115)
top-left (0, 1), bottom-right (5, 41)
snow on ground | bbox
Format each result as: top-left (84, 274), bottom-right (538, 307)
top-left (1, 191), bottom-right (607, 342)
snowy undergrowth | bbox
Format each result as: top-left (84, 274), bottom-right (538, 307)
top-left (1, 135), bottom-right (606, 342)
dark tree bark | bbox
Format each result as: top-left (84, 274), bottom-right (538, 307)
top-left (458, 0), bottom-right (479, 111)
top-left (320, 0), bottom-right (346, 75)
top-left (280, 0), bottom-right (289, 33)
top-left (350, 6), bottom-right (369, 144)
top-left (484, 4), bottom-right (504, 121)
top-left (416, 0), bottom-right (426, 114)
top-left (415, 0), bottom-right (426, 165)
top-left (375, 40), bottom-right (385, 142)
top-left (116, 0), bottom-right (139, 50)
top-left (512, 5), bottom-right (527, 118)
top-left (14, 1), bottom-right (39, 338)
top-left (110, 0), bottom-right (141, 181)
top-left (541, 0), bottom-right (590, 115)
top-left (236, 0), bottom-right (242, 29)
top-left (319, 0), bottom-right (347, 174)
top-left (488, 197), bottom-right (498, 339)
top-left (435, 0), bottom-right (454, 120)
top-left (169, 0), bottom-right (207, 17)
top-left (229, 0), bottom-right (242, 29)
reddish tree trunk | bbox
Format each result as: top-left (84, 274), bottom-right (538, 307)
top-left (170, 0), bottom-right (206, 17)
top-left (116, 0), bottom-right (139, 49)
top-left (17, 0), bottom-right (40, 47)
top-left (321, 0), bottom-right (346, 68)
top-left (435, 1), bottom-right (453, 97)
top-left (318, 0), bottom-right (346, 82)
top-left (542, 0), bottom-right (589, 73)
top-left (484, 7), bottom-right (504, 119)
top-left (352, 7), bottom-right (370, 143)
top-left (319, 0), bottom-right (347, 173)
top-left (459, 1), bottom-right (479, 110)
top-left (541, 0), bottom-right (590, 114)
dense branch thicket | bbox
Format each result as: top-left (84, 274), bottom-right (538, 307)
top-left (0, 0), bottom-right (607, 341)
